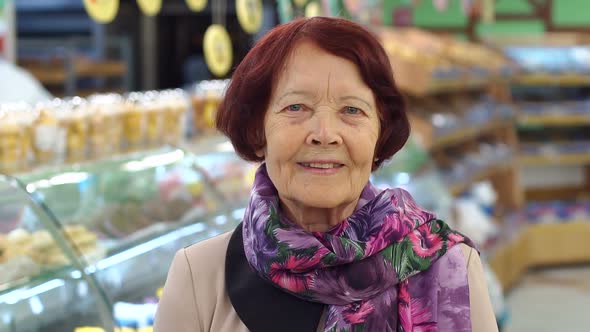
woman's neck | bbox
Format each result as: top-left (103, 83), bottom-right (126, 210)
top-left (278, 196), bottom-right (359, 232)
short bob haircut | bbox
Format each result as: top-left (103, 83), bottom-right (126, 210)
top-left (216, 17), bottom-right (409, 170)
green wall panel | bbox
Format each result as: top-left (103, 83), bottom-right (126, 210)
top-left (413, 0), bottom-right (466, 27)
top-left (553, 0), bottom-right (590, 26)
top-left (476, 20), bottom-right (546, 36)
top-left (494, 0), bottom-right (533, 14)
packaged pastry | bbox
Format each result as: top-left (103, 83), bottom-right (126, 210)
top-left (122, 94), bottom-right (147, 152)
top-left (32, 100), bottom-right (66, 165)
top-left (162, 90), bottom-right (188, 145)
top-left (60, 98), bottom-right (90, 163)
top-left (0, 105), bottom-right (34, 174)
top-left (0, 234), bottom-right (6, 263)
top-left (87, 94), bottom-right (124, 158)
top-left (193, 81), bottom-right (226, 133)
top-left (143, 92), bottom-right (165, 148)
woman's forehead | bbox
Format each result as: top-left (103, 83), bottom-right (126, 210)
top-left (274, 42), bottom-right (372, 96)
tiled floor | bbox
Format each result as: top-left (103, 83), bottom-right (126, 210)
top-left (504, 266), bottom-right (590, 332)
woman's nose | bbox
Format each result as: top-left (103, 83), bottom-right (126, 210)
top-left (305, 112), bottom-right (343, 146)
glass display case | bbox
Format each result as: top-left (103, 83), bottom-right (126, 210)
top-left (1, 136), bottom-right (257, 331)
top-left (0, 175), bottom-right (115, 332)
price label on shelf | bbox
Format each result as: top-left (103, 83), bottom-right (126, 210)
top-left (83, 0), bottom-right (119, 23)
top-left (305, 1), bottom-right (321, 18)
top-left (237, 0), bottom-right (263, 34)
top-left (203, 24), bottom-right (233, 77)
top-left (137, 0), bottom-right (162, 16)
top-left (186, 0), bottom-right (207, 12)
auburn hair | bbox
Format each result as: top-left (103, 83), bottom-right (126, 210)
top-left (216, 17), bottom-right (409, 170)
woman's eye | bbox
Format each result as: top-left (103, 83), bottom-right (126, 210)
top-left (344, 106), bottom-right (361, 115)
top-left (287, 104), bottom-right (303, 112)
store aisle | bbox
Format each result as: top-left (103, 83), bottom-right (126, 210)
top-left (504, 266), bottom-right (590, 332)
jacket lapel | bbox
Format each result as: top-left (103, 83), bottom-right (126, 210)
top-left (225, 223), bottom-right (325, 332)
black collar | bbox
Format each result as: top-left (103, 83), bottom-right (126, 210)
top-left (225, 223), bottom-right (325, 332)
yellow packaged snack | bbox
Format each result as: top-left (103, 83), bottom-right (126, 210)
top-left (122, 97), bottom-right (147, 152)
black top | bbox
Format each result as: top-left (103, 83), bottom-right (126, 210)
top-left (225, 223), bottom-right (326, 332)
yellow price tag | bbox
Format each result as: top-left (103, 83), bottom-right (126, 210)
top-left (186, 0), bottom-right (207, 12)
top-left (305, 1), bottom-right (321, 18)
top-left (203, 24), bottom-right (233, 77)
top-left (237, 0), bottom-right (263, 34)
top-left (83, 0), bottom-right (119, 23)
top-left (137, 0), bottom-right (161, 16)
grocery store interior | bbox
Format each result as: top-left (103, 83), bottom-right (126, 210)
top-left (1, 0), bottom-right (590, 331)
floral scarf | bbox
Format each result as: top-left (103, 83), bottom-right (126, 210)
top-left (243, 164), bottom-right (474, 332)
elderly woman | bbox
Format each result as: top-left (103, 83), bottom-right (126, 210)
top-left (155, 17), bottom-right (497, 332)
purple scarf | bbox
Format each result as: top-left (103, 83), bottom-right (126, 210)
top-left (243, 165), bottom-right (474, 332)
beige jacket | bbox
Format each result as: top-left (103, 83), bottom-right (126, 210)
top-left (154, 231), bottom-right (498, 332)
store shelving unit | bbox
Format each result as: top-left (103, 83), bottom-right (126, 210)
top-left (484, 36), bottom-right (590, 291)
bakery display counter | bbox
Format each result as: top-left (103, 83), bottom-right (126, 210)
top-left (0, 175), bottom-right (115, 332)
top-left (1, 137), bottom-right (257, 331)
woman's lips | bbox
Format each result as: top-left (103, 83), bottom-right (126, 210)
top-left (297, 161), bottom-right (344, 175)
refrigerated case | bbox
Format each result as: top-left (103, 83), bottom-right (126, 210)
top-left (0, 174), bottom-right (115, 332)
top-left (1, 138), bottom-right (257, 331)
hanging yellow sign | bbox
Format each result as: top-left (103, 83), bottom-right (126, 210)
top-left (203, 24), bottom-right (233, 77)
top-left (186, 0), bottom-right (207, 12)
top-left (237, 0), bottom-right (263, 34)
top-left (137, 0), bottom-right (161, 16)
top-left (83, 0), bottom-right (119, 23)
top-left (294, 0), bottom-right (307, 8)
top-left (305, 1), bottom-right (321, 18)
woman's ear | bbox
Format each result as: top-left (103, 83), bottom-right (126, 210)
top-left (255, 149), bottom-right (265, 158)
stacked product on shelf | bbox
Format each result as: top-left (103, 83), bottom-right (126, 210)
top-left (0, 90), bottom-right (188, 175)
top-left (377, 27), bottom-right (518, 96)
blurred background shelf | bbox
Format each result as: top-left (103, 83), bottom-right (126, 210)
top-left (518, 113), bottom-right (590, 127)
top-left (430, 120), bottom-right (515, 151)
top-left (514, 74), bottom-right (590, 86)
top-left (520, 152), bottom-right (590, 166)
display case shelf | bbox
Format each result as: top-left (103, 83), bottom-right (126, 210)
top-left (448, 162), bottom-right (514, 196)
top-left (514, 73), bottom-right (590, 86)
top-left (429, 120), bottom-right (513, 151)
top-left (1, 136), bottom-right (257, 331)
top-left (520, 152), bottom-right (590, 166)
top-left (518, 113), bottom-right (590, 127)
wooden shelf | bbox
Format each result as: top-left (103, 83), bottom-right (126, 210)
top-left (489, 221), bottom-right (590, 292)
top-left (514, 73), bottom-right (590, 86)
top-left (520, 152), bottom-right (590, 166)
top-left (448, 163), bottom-right (513, 196)
top-left (429, 120), bottom-right (512, 151)
top-left (24, 60), bottom-right (127, 85)
top-left (518, 113), bottom-right (590, 127)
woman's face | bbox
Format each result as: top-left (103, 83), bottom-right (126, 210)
top-left (260, 41), bottom-right (380, 211)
